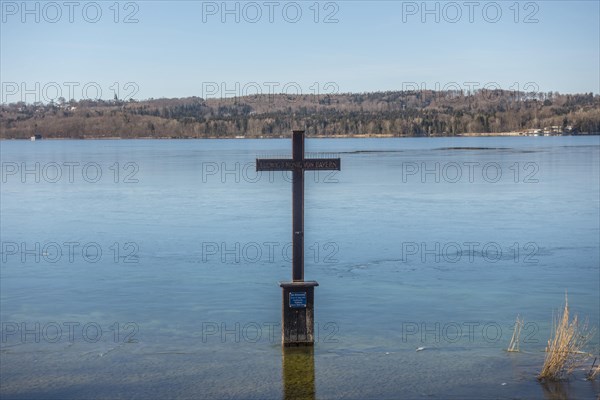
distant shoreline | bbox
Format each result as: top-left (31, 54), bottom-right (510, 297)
top-left (3, 91), bottom-right (597, 139)
top-left (3, 133), bottom-right (599, 140)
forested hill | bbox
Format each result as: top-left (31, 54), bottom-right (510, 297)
top-left (1, 90), bottom-right (598, 139)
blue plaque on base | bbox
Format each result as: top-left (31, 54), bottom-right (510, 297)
top-left (289, 292), bottom-right (307, 308)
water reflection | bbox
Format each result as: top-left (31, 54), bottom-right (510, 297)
top-left (282, 347), bottom-right (316, 400)
top-left (540, 381), bottom-right (571, 400)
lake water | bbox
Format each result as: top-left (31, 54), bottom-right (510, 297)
top-left (1, 136), bottom-right (599, 399)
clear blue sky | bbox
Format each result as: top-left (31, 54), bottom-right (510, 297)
top-left (1, 1), bottom-right (599, 103)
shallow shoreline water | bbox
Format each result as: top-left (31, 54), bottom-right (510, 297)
top-left (1, 136), bottom-right (599, 399)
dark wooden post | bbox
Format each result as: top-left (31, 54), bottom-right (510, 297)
top-left (292, 130), bottom-right (305, 282)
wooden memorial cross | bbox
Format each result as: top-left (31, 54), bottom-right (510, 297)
top-left (256, 130), bottom-right (341, 345)
top-left (256, 130), bottom-right (341, 282)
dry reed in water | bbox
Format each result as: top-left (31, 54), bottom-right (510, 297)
top-left (586, 358), bottom-right (600, 381)
top-left (538, 293), bottom-right (594, 381)
top-left (508, 315), bottom-right (524, 352)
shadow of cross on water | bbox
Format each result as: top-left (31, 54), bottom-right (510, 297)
top-left (282, 346), bottom-right (316, 400)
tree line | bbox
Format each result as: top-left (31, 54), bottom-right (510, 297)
top-left (1, 90), bottom-right (598, 139)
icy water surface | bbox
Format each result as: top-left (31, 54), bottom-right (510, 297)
top-left (1, 136), bottom-right (599, 399)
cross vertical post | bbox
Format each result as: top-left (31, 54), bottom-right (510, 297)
top-left (292, 130), bottom-right (305, 282)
